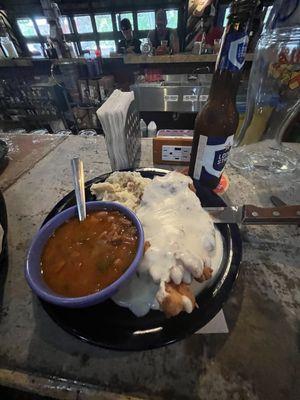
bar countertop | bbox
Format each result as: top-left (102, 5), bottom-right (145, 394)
top-left (0, 134), bottom-right (299, 400)
top-left (124, 52), bottom-right (254, 64)
top-left (0, 53), bottom-right (254, 68)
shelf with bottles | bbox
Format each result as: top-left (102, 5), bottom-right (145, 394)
top-left (0, 57), bottom-right (95, 68)
top-left (0, 58), bottom-right (33, 67)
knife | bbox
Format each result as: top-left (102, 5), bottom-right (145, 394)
top-left (205, 205), bottom-right (300, 225)
top-left (270, 196), bottom-right (300, 227)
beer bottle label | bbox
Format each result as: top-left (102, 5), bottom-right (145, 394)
top-left (219, 32), bottom-right (248, 72)
top-left (193, 135), bottom-right (234, 180)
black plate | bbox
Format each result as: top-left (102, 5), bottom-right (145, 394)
top-left (0, 190), bottom-right (8, 267)
top-left (0, 190), bottom-right (8, 317)
top-left (40, 169), bottom-right (242, 351)
top-left (0, 140), bottom-right (9, 173)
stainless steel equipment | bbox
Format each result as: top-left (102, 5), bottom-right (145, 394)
top-left (131, 74), bottom-right (248, 114)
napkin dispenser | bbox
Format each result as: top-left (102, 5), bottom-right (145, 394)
top-left (124, 100), bottom-right (140, 168)
top-left (97, 90), bottom-right (140, 171)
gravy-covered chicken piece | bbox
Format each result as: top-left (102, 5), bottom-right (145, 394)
top-left (158, 266), bottom-right (213, 317)
top-left (137, 171), bottom-right (217, 317)
top-left (161, 282), bottom-right (197, 318)
top-left (104, 171), bottom-right (222, 319)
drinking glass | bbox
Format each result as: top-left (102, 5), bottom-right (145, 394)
top-left (230, 1), bottom-right (300, 175)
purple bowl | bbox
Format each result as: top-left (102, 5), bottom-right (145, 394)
top-left (25, 201), bottom-right (144, 308)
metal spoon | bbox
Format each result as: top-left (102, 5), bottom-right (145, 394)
top-left (71, 157), bottom-right (86, 221)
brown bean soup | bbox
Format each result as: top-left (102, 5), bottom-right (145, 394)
top-left (41, 210), bottom-right (138, 297)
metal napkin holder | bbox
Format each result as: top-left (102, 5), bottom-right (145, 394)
top-left (124, 99), bottom-right (141, 168)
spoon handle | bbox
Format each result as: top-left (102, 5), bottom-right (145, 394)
top-left (71, 158), bottom-right (86, 222)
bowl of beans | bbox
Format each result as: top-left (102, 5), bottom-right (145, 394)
top-left (25, 201), bottom-right (144, 308)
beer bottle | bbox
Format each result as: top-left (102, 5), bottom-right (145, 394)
top-left (189, 0), bottom-right (258, 189)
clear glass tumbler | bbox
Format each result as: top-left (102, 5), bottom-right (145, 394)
top-left (230, 0), bottom-right (300, 175)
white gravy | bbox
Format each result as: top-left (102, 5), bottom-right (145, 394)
top-left (112, 171), bottom-right (224, 316)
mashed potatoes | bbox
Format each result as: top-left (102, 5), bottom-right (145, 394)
top-left (91, 171), bottom-right (151, 211)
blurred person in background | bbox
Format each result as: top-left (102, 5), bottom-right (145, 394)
top-left (117, 18), bottom-right (141, 54)
top-left (148, 9), bottom-right (180, 55)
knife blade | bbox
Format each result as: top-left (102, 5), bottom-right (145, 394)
top-left (205, 206), bottom-right (243, 224)
top-left (204, 204), bottom-right (300, 225)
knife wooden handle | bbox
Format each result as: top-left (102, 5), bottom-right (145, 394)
top-left (243, 205), bottom-right (300, 225)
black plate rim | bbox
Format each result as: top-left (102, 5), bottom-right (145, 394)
top-left (0, 190), bottom-right (8, 264)
top-left (39, 168), bottom-right (242, 351)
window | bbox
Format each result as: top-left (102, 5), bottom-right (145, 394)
top-left (223, 7), bottom-right (230, 27)
top-left (95, 14), bottom-right (113, 32)
top-left (99, 40), bottom-right (116, 57)
top-left (166, 10), bottom-right (178, 29)
top-left (116, 12), bottom-right (134, 31)
top-left (35, 18), bottom-right (50, 36)
top-left (17, 18), bottom-right (37, 37)
top-left (80, 41), bottom-right (97, 52)
top-left (74, 15), bottom-right (93, 33)
top-left (60, 16), bottom-right (71, 34)
top-left (27, 43), bottom-right (44, 58)
top-left (137, 11), bottom-right (155, 30)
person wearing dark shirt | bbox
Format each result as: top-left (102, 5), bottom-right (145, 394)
top-left (117, 18), bottom-right (141, 54)
top-left (148, 9), bottom-right (180, 55)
